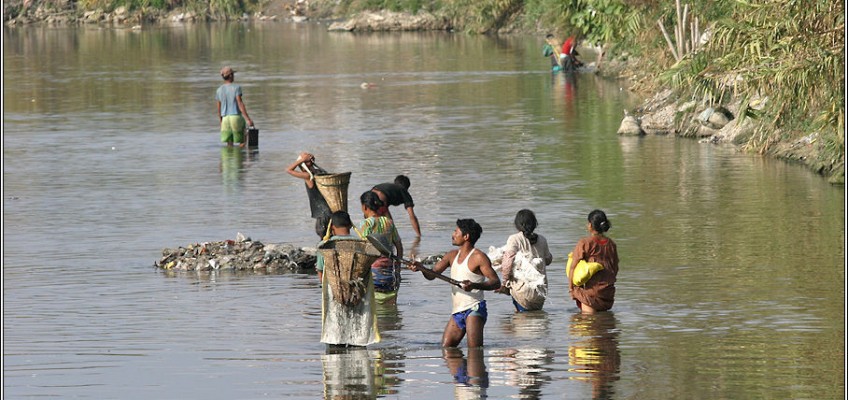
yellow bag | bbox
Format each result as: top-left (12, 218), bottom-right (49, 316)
top-left (566, 252), bottom-right (604, 286)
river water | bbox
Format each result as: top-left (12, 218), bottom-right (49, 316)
top-left (3, 22), bottom-right (844, 399)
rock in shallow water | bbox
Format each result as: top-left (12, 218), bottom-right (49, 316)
top-left (154, 234), bottom-right (317, 272)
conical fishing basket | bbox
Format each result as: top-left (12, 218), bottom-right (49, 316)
top-left (314, 172), bottom-right (351, 213)
top-left (319, 239), bottom-right (381, 306)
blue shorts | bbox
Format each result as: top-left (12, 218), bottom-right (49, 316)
top-left (512, 297), bottom-right (528, 313)
top-left (451, 301), bottom-right (488, 330)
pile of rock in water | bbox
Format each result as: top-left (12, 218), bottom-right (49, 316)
top-left (154, 234), bottom-right (316, 272)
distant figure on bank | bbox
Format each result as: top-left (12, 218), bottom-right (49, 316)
top-left (496, 209), bottom-right (553, 312)
top-left (317, 210), bottom-right (380, 347)
top-left (560, 36), bottom-right (584, 72)
top-left (286, 152), bottom-right (332, 238)
top-left (542, 33), bottom-right (563, 72)
top-left (358, 191), bottom-right (403, 305)
top-left (410, 219), bottom-right (501, 348)
top-left (568, 209), bottom-right (619, 314)
top-left (372, 175), bottom-right (422, 237)
top-left (215, 66), bottom-right (254, 147)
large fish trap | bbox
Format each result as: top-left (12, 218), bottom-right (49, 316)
top-left (318, 239), bottom-right (380, 306)
top-left (314, 172), bottom-right (351, 213)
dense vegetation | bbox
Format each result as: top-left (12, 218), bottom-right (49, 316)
top-left (6, 0), bottom-right (844, 181)
top-left (310, 0), bottom-right (845, 181)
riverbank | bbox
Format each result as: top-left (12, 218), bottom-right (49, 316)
top-left (4, 1), bottom-right (842, 184)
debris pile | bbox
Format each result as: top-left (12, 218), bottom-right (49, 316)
top-left (154, 233), bottom-right (316, 272)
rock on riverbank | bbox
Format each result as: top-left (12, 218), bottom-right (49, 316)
top-left (327, 10), bottom-right (451, 32)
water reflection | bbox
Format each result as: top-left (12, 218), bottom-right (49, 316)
top-left (321, 347), bottom-right (404, 399)
top-left (491, 311), bottom-right (554, 399)
top-left (501, 309), bottom-right (551, 338)
top-left (443, 347), bottom-right (489, 399)
top-left (567, 312), bottom-right (620, 400)
top-left (322, 346), bottom-right (375, 399)
top-left (553, 72), bottom-right (578, 120)
top-left (375, 302), bottom-right (403, 336)
top-left (219, 147), bottom-right (258, 190)
top-left (220, 146), bottom-right (244, 189)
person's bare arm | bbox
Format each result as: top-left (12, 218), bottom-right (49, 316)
top-left (406, 206), bottom-right (422, 237)
top-left (236, 95), bottom-right (253, 127)
top-left (217, 101), bottom-right (222, 123)
top-left (411, 249), bottom-right (454, 280)
top-left (285, 153), bottom-right (313, 185)
top-left (394, 239), bottom-right (403, 261)
top-left (462, 253), bottom-right (500, 292)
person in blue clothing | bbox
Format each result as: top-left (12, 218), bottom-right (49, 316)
top-left (215, 66), bottom-right (254, 147)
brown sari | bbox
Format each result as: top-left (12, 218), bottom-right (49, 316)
top-left (568, 235), bottom-right (619, 311)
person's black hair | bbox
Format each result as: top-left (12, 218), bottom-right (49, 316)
top-left (588, 209), bottom-right (611, 233)
top-left (394, 175), bottom-right (411, 189)
top-left (456, 218), bottom-right (483, 245)
top-left (330, 210), bottom-right (353, 229)
top-left (514, 209), bottom-right (538, 244)
top-left (545, 33), bottom-right (554, 39)
top-left (360, 191), bottom-right (385, 212)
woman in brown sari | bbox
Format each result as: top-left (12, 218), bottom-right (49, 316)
top-left (568, 210), bottom-right (619, 313)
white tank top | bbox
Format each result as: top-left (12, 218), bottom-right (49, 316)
top-left (450, 248), bottom-right (485, 313)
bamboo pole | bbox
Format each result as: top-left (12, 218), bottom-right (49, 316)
top-left (689, 17), bottom-right (698, 51)
top-left (694, 16), bottom-right (700, 49)
top-left (682, 3), bottom-right (690, 55)
top-left (658, 19), bottom-right (680, 61)
top-left (675, 0), bottom-right (683, 59)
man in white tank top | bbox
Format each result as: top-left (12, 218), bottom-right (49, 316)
top-left (411, 219), bottom-right (501, 348)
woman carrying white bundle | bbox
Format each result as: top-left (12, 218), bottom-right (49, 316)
top-left (496, 209), bottom-right (553, 312)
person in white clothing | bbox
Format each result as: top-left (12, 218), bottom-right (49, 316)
top-left (496, 209), bottom-right (553, 312)
top-left (410, 219), bottom-right (501, 348)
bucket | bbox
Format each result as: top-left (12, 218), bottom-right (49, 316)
top-left (314, 172), bottom-right (351, 213)
top-left (246, 126), bottom-right (259, 148)
top-left (319, 239), bottom-right (381, 306)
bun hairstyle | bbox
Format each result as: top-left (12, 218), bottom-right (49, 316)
top-left (588, 209), bottom-right (611, 233)
top-left (514, 209), bottom-right (539, 244)
top-left (360, 191), bottom-right (385, 212)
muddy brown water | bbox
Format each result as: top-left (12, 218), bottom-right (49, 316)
top-left (3, 22), bottom-right (844, 399)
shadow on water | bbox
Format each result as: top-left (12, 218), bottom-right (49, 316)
top-left (567, 312), bottom-right (621, 400)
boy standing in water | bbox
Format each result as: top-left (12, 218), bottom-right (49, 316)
top-left (410, 219), bottom-right (500, 348)
top-left (215, 66), bottom-right (254, 147)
